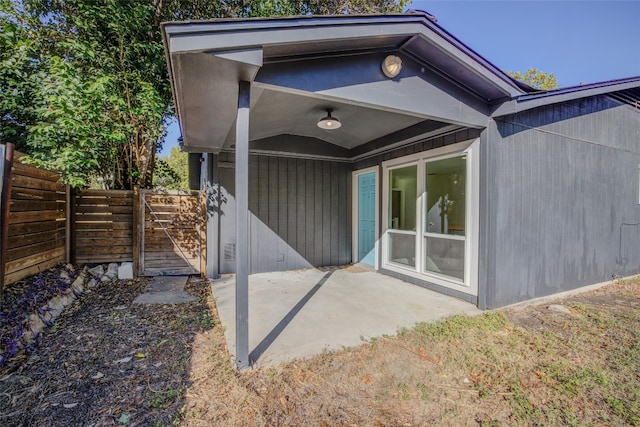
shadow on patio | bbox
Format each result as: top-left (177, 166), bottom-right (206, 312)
top-left (211, 265), bottom-right (481, 367)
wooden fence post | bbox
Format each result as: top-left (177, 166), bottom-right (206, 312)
top-left (0, 143), bottom-right (15, 296)
top-left (132, 186), bottom-right (140, 277)
top-left (0, 144), bottom-right (4, 211)
top-left (65, 185), bottom-right (75, 264)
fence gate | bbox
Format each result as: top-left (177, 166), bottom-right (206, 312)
top-left (139, 190), bottom-right (205, 276)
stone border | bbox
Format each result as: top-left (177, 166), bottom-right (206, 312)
top-left (22, 263), bottom-right (121, 347)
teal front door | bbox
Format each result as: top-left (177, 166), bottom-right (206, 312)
top-left (357, 172), bottom-right (376, 265)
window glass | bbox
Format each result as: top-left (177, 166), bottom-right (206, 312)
top-left (424, 236), bottom-right (464, 280)
top-left (425, 156), bottom-right (466, 236)
top-left (384, 152), bottom-right (470, 283)
top-left (389, 233), bottom-right (416, 267)
top-left (389, 165), bottom-right (417, 231)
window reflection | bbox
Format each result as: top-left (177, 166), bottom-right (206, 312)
top-left (385, 154), bottom-right (469, 283)
top-left (425, 156), bottom-right (466, 236)
top-left (424, 155), bottom-right (466, 281)
top-left (389, 165), bottom-right (417, 230)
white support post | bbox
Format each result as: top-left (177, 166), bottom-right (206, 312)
top-left (235, 81), bottom-right (251, 369)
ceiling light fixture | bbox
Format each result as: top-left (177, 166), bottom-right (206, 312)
top-left (317, 108), bottom-right (341, 130)
top-left (382, 55), bottom-right (402, 78)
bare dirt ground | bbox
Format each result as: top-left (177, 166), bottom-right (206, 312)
top-left (2, 270), bottom-right (639, 426)
top-left (1, 274), bottom-right (214, 426)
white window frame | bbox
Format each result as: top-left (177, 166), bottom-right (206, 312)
top-left (352, 166), bottom-right (379, 269)
top-left (386, 161), bottom-right (423, 270)
top-left (381, 139), bottom-right (480, 296)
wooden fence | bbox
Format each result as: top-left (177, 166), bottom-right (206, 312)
top-left (4, 154), bottom-right (68, 285)
top-left (0, 143), bottom-right (7, 291)
top-left (73, 189), bottom-right (134, 264)
top-left (140, 190), bottom-right (205, 276)
top-left (0, 146), bottom-right (205, 290)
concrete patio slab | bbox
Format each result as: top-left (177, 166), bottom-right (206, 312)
top-left (133, 276), bottom-right (196, 304)
top-left (211, 266), bottom-right (481, 367)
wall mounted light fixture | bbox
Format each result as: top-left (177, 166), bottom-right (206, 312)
top-left (317, 109), bottom-right (341, 130)
top-left (382, 55), bottom-right (402, 78)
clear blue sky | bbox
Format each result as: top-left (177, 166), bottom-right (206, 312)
top-left (161, 1), bottom-right (640, 156)
top-left (411, 0), bottom-right (640, 86)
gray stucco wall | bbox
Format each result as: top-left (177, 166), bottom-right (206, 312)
top-left (485, 95), bottom-right (640, 308)
top-left (216, 152), bottom-right (352, 274)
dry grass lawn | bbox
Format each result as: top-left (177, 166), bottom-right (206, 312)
top-left (183, 278), bottom-right (640, 426)
top-left (2, 272), bottom-right (638, 426)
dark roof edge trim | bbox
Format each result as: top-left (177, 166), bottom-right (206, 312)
top-left (516, 75), bottom-right (640, 101)
top-left (161, 13), bottom-right (424, 33)
top-left (492, 76), bottom-right (640, 117)
top-left (162, 13), bottom-right (525, 96)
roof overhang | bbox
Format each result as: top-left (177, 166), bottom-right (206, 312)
top-left (162, 13), bottom-right (527, 154)
top-left (492, 76), bottom-right (640, 117)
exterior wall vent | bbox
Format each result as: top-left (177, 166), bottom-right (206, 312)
top-left (223, 243), bottom-right (236, 261)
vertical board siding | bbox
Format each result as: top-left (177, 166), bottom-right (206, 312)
top-left (322, 162), bottom-right (331, 265)
top-left (268, 157), bottom-right (279, 234)
top-left (305, 160), bottom-right (315, 266)
top-left (296, 159), bottom-right (306, 262)
top-left (353, 128), bottom-right (480, 171)
top-left (215, 129), bottom-right (479, 276)
top-left (314, 161), bottom-right (324, 266)
top-left (487, 96), bottom-right (640, 308)
top-left (287, 158), bottom-right (298, 270)
top-left (74, 190), bottom-right (134, 264)
top-left (217, 154), bottom-right (352, 274)
top-left (278, 157), bottom-right (289, 269)
top-left (338, 162), bottom-right (348, 264)
top-left (330, 163), bottom-right (339, 265)
top-left (5, 160), bottom-right (66, 285)
top-left (218, 166), bottom-right (237, 274)
top-left (257, 156), bottom-right (269, 273)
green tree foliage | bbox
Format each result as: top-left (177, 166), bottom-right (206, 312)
top-left (0, 0), bottom-right (40, 152)
top-left (153, 146), bottom-right (188, 191)
top-left (1, 0), bottom-right (408, 189)
top-left (162, 0), bottom-right (410, 19)
top-left (508, 68), bottom-right (559, 91)
top-left (28, 58), bottom-right (128, 188)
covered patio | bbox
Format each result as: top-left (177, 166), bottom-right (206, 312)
top-left (162, 12), bottom-right (529, 368)
top-left (212, 266), bottom-right (481, 367)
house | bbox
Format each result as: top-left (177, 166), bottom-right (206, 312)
top-left (161, 12), bottom-right (640, 365)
